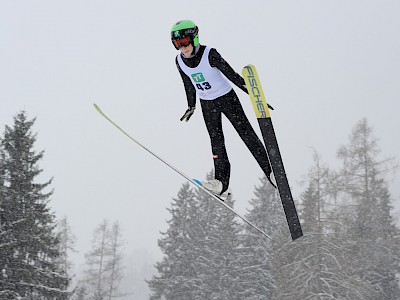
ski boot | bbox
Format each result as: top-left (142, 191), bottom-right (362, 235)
top-left (200, 179), bottom-right (231, 201)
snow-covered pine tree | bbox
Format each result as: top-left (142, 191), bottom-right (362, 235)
top-left (149, 172), bottom-right (243, 300)
top-left (192, 174), bottom-right (242, 300)
top-left (0, 111), bottom-right (69, 298)
top-left (335, 118), bottom-right (400, 299)
top-left (273, 151), bottom-right (374, 299)
top-left (238, 176), bottom-right (285, 299)
top-left (81, 219), bottom-right (125, 300)
top-left (148, 182), bottom-right (201, 300)
top-left (72, 282), bottom-right (89, 300)
top-left (105, 221), bottom-right (125, 299)
top-left (56, 216), bottom-right (77, 293)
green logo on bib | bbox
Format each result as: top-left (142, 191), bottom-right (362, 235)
top-left (191, 73), bottom-right (205, 83)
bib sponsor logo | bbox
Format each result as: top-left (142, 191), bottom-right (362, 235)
top-left (191, 73), bottom-right (205, 83)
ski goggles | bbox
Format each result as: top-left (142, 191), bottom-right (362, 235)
top-left (172, 37), bottom-right (192, 49)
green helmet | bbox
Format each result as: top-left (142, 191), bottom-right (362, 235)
top-left (171, 20), bottom-right (199, 49)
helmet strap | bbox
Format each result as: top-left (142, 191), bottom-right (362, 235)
top-left (193, 44), bottom-right (200, 56)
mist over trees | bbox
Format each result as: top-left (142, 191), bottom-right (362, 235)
top-left (75, 219), bottom-right (125, 300)
top-left (1, 111), bottom-right (399, 299)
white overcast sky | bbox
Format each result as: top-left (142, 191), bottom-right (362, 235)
top-left (1, 0), bottom-right (399, 266)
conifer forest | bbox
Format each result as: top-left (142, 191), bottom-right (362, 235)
top-left (1, 112), bottom-right (399, 299)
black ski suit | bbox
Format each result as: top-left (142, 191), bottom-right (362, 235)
top-left (176, 45), bottom-right (272, 193)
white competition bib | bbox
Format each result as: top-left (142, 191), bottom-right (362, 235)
top-left (177, 47), bottom-right (232, 100)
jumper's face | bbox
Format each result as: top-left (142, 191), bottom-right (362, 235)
top-left (180, 44), bottom-right (194, 58)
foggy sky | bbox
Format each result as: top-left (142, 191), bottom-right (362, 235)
top-left (1, 0), bottom-right (399, 268)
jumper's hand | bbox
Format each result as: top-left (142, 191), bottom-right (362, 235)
top-left (242, 84), bottom-right (274, 110)
top-left (180, 106), bottom-right (195, 122)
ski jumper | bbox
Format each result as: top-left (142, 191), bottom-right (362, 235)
top-left (176, 45), bottom-right (272, 193)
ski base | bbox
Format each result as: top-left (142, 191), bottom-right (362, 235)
top-left (94, 104), bottom-right (271, 240)
top-left (242, 64), bottom-right (303, 241)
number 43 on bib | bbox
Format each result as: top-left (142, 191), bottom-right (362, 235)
top-left (192, 73), bottom-right (211, 91)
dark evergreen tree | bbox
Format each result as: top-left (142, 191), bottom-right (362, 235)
top-left (0, 111), bottom-right (69, 298)
top-left (193, 178), bottom-right (242, 300)
top-left (148, 182), bottom-right (202, 300)
top-left (148, 172), bottom-right (243, 300)
top-left (238, 176), bottom-right (286, 299)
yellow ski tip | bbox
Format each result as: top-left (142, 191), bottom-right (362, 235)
top-left (242, 64), bottom-right (271, 119)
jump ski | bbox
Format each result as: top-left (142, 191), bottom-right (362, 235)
top-left (93, 104), bottom-right (271, 240)
top-left (242, 64), bottom-right (303, 241)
